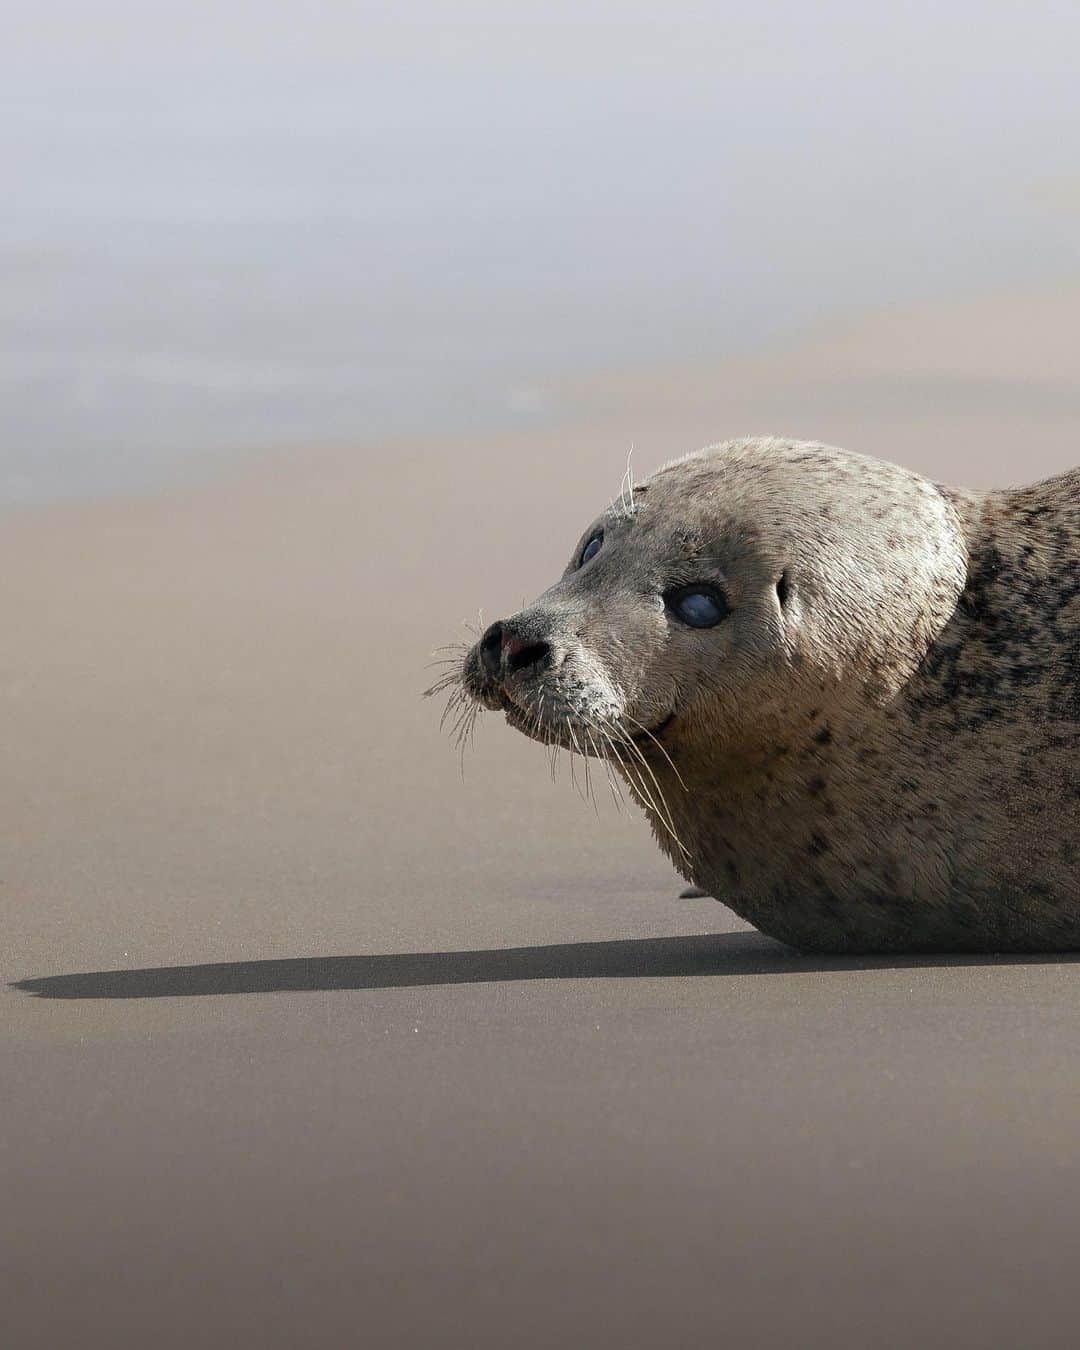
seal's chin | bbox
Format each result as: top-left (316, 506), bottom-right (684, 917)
top-left (459, 664), bottom-right (559, 740)
top-left (502, 698), bottom-right (541, 736)
top-left (501, 692), bottom-right (678, 757)
top-left (461, 648), bottom-right (677, 755)
top-left (501, 693), bottom-right (589, 750)
top-left (486, 684), bottom-right (612, 754)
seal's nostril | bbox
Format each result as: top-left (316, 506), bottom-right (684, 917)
top-left (505, 637), bottom-right (551, 675)
top-left (479, 621), bottom-right (503, 678)
top-left (480, 619), bottom-right (552, 679)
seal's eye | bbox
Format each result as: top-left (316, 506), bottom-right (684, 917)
top-left (579, 531), bottom-right (603, 567)
top-left (665, 584), bottom-right (729, 628)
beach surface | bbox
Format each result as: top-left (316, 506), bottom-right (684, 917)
top-left (6, 290), bottom-right (1080, 1348)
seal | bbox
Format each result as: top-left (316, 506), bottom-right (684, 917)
top-left (436, 436), bottom-right (1080, 954)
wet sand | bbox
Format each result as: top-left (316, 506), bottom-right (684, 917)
top-left (6, 289), bottom-right (1080, 1348)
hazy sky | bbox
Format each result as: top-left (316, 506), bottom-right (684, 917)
top-left (4, 2), bottom-right (1080, 499)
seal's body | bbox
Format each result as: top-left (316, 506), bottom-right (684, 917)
top-left (452, 439), bottom-right (1080, 953)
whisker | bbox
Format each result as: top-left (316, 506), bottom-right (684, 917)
top-left (621, 713), bottom-right (688, 792)
top-left (566, 721), bottom-right (583, 797)
top-left (585, 725), bottom-right (614, 817)
top-left (424, 671), bottom-right (463, 698)
top-left (602, 719), bottom-right (687, 857)
top-left (438, 689), bottom-right (466, 732)
top-left (448, 701), bottom-right (476, 745)
top-left (591, 721), bottom-right (628, 813)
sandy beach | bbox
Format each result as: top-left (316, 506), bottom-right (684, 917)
top-left (6, 289), bottom-right (1080, 1347)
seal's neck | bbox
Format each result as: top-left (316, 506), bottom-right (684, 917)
top-left (631, 686), bottom-right (900, 877)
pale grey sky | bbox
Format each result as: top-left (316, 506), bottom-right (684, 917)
top-left (4, 2), bottom-right (1080, 499)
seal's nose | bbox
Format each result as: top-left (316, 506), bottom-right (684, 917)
top-left (479, 619), bottom-right (552, 680)
top-left (479, 621), bottom-right (504, 678)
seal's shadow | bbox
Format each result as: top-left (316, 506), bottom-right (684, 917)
top-left (12, 930), bottom-right (1080, 1000)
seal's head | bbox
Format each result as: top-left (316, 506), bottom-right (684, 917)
top-left (442, 436), bottom-right (1080, 955)
top-left (457, 437), bottom-right (966, 784)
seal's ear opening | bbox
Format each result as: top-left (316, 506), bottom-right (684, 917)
top-left (776, 571), bottom-right (791, 607)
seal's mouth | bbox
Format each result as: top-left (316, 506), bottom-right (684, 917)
top-left (483, 679), bottom-right (676, 752)
top-left (498, 690), bottom-right (572, 744)
top-left (461, 644), bottom-right (677, 753)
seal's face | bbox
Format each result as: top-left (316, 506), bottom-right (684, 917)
top-left (460, 454), bottom-right (793, 762)
top-left (457, 438), bottom-right (967, 773)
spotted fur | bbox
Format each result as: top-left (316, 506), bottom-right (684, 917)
top-left (455, 439), bottom-right (1080, 953)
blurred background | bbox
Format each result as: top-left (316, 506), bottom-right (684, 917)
top-left (9, 8), bottom-right (1080, 1347)
top-left (6, 0), bottom-right (1080, 503)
